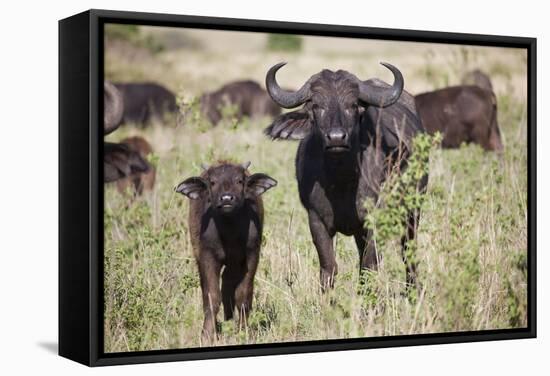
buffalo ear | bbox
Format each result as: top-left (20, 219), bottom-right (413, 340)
top-left (264, 108), bottom-right (312, 140)
top-left (104, 142), bottom-right (149, 183)
top-left (246, 173), bottom-right (277, 196)
top-left (175, 176), bottom-right (207, 199)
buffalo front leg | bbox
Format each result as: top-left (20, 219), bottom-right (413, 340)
top-left (197, 252), bottom-right (222, 345)
top-left (355, 231), bottom-right (379, 298)
top-left (234, 248), bottom-right (260, 330)
top-left (308, 211), bottom-right (337, 291)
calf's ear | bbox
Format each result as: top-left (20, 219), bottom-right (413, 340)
top-left (264, 109), bottom-right (311, 140)
top-left (246, 173), bottom-right (277, 196)
top-left (175, 177), bottom-right (207, 199)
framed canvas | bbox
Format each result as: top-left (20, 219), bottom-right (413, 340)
top-left (59, 9), bottom-right (536, 366)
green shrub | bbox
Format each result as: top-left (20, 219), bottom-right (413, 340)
top-left (364, 133), bottom-right (441, 251)
top-left (105, 23), bottom-right (164, 54)
top-left (267, 34), bottom-right (303, 52)
top-left (105, 24), bottom-right (140, 40)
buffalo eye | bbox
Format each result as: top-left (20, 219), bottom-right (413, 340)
top-left (346, 104), bottom-right (357, 113)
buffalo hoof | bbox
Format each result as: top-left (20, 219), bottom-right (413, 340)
top-left (319, 265), bottom-right (338, 292)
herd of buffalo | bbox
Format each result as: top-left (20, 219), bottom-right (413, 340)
top-left (104, 62), bottom-right (503, 342)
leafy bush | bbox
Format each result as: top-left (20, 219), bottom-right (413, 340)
top-left (364, 133), bottom-right (441, 251)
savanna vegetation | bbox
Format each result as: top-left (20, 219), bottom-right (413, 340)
top-left (103, 26), bottom-right (528, 352)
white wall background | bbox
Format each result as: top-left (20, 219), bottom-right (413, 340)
top-left (0, 0), bottom-right (546, 374)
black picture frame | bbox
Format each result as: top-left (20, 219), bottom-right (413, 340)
top-left (59, 8), bottom-right (537, 367)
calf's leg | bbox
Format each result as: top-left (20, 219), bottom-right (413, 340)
top-left (234, 249), bottom-right (260, 329)
top-left (197, 252), bottom-right (222, 344)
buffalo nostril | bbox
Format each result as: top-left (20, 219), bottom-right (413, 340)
top-left (327, 129), bottom-right (347, 141)
top-left (221, 194), bottom-right (234, 202)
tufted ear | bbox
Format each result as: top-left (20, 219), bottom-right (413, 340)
top-left (246, 173), bottom-right (277, 196)
top-left (264, 108), bottom-right (312, 140)
top-left (175, 176), bottom-right (208, 200)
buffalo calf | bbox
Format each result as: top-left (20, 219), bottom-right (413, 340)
top-left (116, 136), bottom-right (156, 195)
top-left (415, 86), bottom-right (503, 151)
top-left (175, 161), bottom-right (277, 343)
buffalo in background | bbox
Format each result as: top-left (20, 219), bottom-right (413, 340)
top-left (116, 136), bottom-right (156, 195)
top-left (114, 82), bottom-right (178, 126)
top-left (265, 62), bottom-right (426, 290)
top-left (415, 85), bottom-right (503, 152)
top-left (200, 80), bottom-right (282, 125)
top-left (103, 81), bottom-right (152, 184)
top-left (461, 69), bottom-right (494, 92)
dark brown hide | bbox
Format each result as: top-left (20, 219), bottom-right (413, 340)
top-left (461, 69), bottom-right (494, 92)
top-left (104, 142), bottom-right (150, 183)
top-left (415, 86), bottom-right (503, 151)
top-left (114, 82), bottom-right (177, 126)
top-left (200, 80), bottom-right (282, 125)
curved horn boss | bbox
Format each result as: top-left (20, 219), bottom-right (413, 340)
top-left (356, 62), bottom-right (404, 108)
top-left (104, 81), bottom-right (124, 135)
top-left (266, 62), bottom-right (314, 109)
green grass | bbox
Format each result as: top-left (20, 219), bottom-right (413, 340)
top-left (103, 36), bottom-right (528, 352)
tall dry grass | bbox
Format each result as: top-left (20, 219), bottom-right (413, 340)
top-left (103, 27), bottom-right (527, 352)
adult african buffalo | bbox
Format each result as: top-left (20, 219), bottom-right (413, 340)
top-left (265, 62), bottom-right (426, 291)
top-left (114, 82), bottom-right (177, 126)
top-left (175, 161), bottom-right (277, 342)
top-left (200, 80), bottom-right (282, 125)
top-left (415, 86), bottom-right (503, 151)
top-left (461, 69), bottom-right (494, 92)
top-left (103, 81), bottom-right (150, 183)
